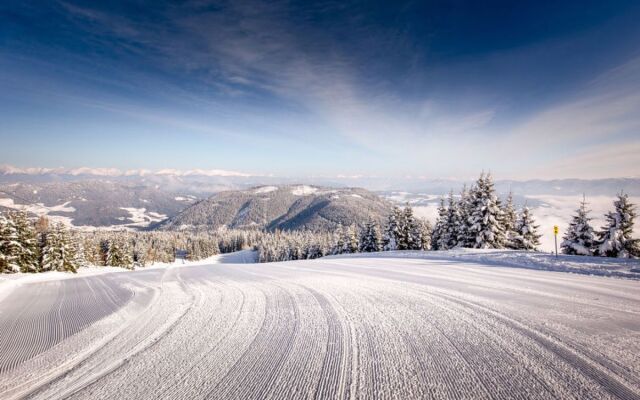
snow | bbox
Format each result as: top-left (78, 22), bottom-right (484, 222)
top-left (0, 251), bottom-right (638, 399)
top-left (119, 207), bottom-right (167, 227)
top-left (327, 249), bottom-right (640, 279)
top-left (174, 196), bottom-right (196, 201)
top-left (0, 198), bottom-right (76, 226)
top-left (291, 185), bottom-right (318, 196)
top-left (0, 250), bottom-right (258, 300)
top-left (253, 186), bottom-right (278, 194)
top-left (0, 198), bottom-right (75, 214)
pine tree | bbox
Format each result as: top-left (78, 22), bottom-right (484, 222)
top-left (383, 206), bottom-right (403, 251)
top-left (467, 173), bottom-right (506, 249)
top-left (431, 197), bottom-right (448, 250)
top-left (41, 223), bottom-right (78, 273)
top-left (397, 205), bottom-right (422, 250)
top-left (106, 236), bottom-right (134, 268)
top-left (596, 193), bottom-right (639, 258)
top-left (332, 225), bottom-right (345, 254)
top-left (72, 234), bottom-right (87, 268)
top-left (360, 220), bottom-right (383, 252)
top-left (0, 212), bottom-right (21, 273)
top-left (442, 191), bottom-right (459, 249)
top-left (512, 206), bottom-right (542, 251)
top-left (502, 192), bottom-right (518, 249)
top-left (343, 224), bottom-right (360, 253)
top-left (561, 196), bottom-right (596, 256)
top-left (416, 218), bottom-right (432, 250)
top-left (455, 185), bottom-right (472, 247)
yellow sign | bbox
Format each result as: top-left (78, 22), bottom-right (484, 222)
top-left (553, 225), bottom-right (559, 235)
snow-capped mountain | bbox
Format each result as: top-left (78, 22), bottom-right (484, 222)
top-left (0, 181), bottom-right (198, 229)
top-left (157, 185), bottom-right (394, 232)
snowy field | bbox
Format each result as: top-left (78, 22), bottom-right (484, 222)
top-left (0, 252), bottom-right (639, 399)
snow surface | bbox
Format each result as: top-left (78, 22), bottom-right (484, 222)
top-left (291, 185), bottom-right (318, 195)
top-left (0, 198), bottom-right (76, 226)
top-left (253, 186), bottom-right (278, 194)
top-left (0, 250), bottom-right (638, 399)
top-left (119, 207), bottom-right (167, 227)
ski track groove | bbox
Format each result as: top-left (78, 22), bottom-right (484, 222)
top-left (0, 256), bottom-right (639, 399)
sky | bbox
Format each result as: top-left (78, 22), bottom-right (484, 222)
top-left (1, 0), bottom-right (640, 180)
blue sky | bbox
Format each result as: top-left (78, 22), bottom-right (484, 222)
top-left (1, 0), bottom-right (639, 179)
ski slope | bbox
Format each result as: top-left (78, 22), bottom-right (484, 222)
top-left (0, 253), bottom-right (639, 399)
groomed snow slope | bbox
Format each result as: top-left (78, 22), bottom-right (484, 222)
top-left (0, 253), bottom-right (639, 399)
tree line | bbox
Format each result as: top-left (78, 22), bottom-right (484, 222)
top-left (1, 173), bottom-right (637, 273)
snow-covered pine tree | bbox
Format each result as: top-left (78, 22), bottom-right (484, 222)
top-left (12, 211), bottom-right (39, 272)
top-left (359, 220), bottom-right (382, 252)
top-left (41, 223), bottom-right (78, 273)
top-left (343, 225), bottom-right (360, 253)
top-left (383, 206), bottom-right (402, 251)
top-left (106, 236), bottom-right (133, 268)
top-left (561, 196), bottom-right (596, 256)
top-left (442, 191), bottom-right (459, 249)
top-left (332, 224), bottom-right (345, 255)
top-left (70, 233), bottom-right (87, 269)
top-left (467, 173), bottom-right (506, 249)
top-left (416, 218), bottom-right (432, 250)
top-left (455, 185), bottom-right (472, 248)
top-left (596, 193), bottom-right (639, 258)
top-left (398, 204), bottom-right (421, 250)
top-left (502, 192), bottom-right (518, 249)
top-left (431, 197), bottom-right (448, 250)
top-left (0, 212), bottom-right (21, 273)
top-left (511, 206), bottom-right (541, 251)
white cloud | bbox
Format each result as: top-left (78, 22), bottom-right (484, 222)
top-left (0, 164), bottom-right (259, 178)
top-left (502, 57), bottom-right (640, 178)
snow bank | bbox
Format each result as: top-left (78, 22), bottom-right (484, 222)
top-left (325, 249), bottom-right (640, 280)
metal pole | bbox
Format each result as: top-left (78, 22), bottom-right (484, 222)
top-left (554, 234), bottom-right (558, 257)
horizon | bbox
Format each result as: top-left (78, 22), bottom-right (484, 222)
top-left (2, 1), bottom-right (640, 179)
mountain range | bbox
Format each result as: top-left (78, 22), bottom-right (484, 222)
top-left (156, 185), bottom-right (393, 232)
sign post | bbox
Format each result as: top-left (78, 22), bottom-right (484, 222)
top-left (553, 225), bottom-right (559, 257)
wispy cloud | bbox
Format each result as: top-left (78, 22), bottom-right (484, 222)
top-left (2, 1), bottom-right (639, 178)
top-left (502, 56), bottom-right (640, 178)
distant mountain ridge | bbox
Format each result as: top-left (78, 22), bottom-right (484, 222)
top-left (0, 181), bottom-right (197, 229)
top-left (2, 164), bottom-right (639, 196)
top-left (156, 185), bottom-right (394, 232)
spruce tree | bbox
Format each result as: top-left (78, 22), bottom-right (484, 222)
top-left (397, 204), bottom-right (421, 250)
top-left (455, 185), bottom-right (472, 247)
top-left (106, 236), bottom-right (134, 268)
top-left (502, 192), bottom-right (518, 249)
top-left (333, 225), bottom-right (345, 254)
top-left (0, 212), bottom-right (21, 273)
top-left (467, 173), bottom-right (506, 249)
top-left (342, 225), bottom-right (360, 254)
top-left (512, 206), bottom-right (542, 251)
top-left (383, 206), bottom-right (402, 251)
top-left (561, 196), bottom-right (596, 256)
top-left (41, 223), bottom-right (78, 273)
top-left (596, 193), bottom-right (639, 258)
top-left (431, 197), bottom-right (448, 250)
top-left (360, 220), bottom-right (383, 252)
top-left (442, 191), bottom-right (459, 249)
